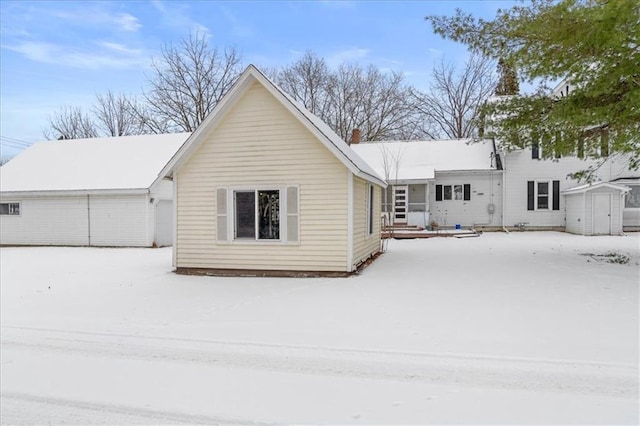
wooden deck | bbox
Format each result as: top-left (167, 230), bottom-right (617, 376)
top-left (382, 225), bottom-right (479, 239)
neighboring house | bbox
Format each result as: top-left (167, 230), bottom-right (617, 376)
top-left (159, 65), bottom-right (386, 275)
top-left (0, 133), bottom-right (188, 247)
top-left (351, 139), bottom-right (502, 229)
top-left (499, 138), bottom-right (638, 233)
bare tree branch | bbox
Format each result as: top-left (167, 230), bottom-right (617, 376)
top-left (413, 53), bottom-right (496, 139)
top-left (142, 31), bottom-right (244, 132)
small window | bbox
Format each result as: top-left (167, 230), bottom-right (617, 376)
top-left (527, 180), bottom-right (560, 211)
top-left (537, 182), bottom-right (549, 209)
top-left (234, 190), bottom-right (280, 240)
top-left (532, 141), bottom-right (540, 159)
top-left (443, 186), bottom-right (452, 200)
top-left (0, 202), bottom-right (20, 215)
top-left (436, 184), bottom-right (471, 202)
top-left (367, 184), bottom-right (374, 235)
top-left (625, 185), bottom-right (640, 208)
top-left (453, 185), bottom-right (463, 200)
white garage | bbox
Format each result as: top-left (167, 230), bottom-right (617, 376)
top-left (563, 182), bottom-right (630, 236)
top-left (0, 133), bottom-right (188, 247)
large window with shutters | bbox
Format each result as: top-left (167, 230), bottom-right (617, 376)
top-left (527, 180), bottom-right (560, 211)
top-left (216, 186), bottom-right (299, 243)
top-left (435, 184), bottom-right (471, 201)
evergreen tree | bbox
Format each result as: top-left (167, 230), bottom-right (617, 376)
top-left (427, 0), bottom-right (640, 167)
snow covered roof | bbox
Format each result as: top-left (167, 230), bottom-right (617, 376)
top-left (0, 133), bottom-right (189, 194)
top-left (351, 139), bottom-right (497, 183)
top-left (160, 65), bottom-right (387, 188)
top-left (562, 181), bottom-right (631, 195)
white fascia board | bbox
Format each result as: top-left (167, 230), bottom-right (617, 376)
top-left (0, 188), bottom-right (149, 198)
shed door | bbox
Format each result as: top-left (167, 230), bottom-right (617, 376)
top-left (592, 193), bottom-right (611, 235)
top-left (393, 185), bottom-right (408, 225)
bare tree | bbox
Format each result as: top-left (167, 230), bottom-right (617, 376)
top-left (93, 91), bottom-right (144, 136)
top-left (44, 106), bottom-right (98, 140)
top-left (142, 31), bottom-right (244, 132)
top-left (271, 51), bottom-right (332, 116)
top-left (273, 52), bottom-right (424, 142)
top-left (413, 53), bottom-right (496, 139)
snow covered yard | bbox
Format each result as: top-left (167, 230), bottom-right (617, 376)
top-left (1, 232), bottom-right (638, 424)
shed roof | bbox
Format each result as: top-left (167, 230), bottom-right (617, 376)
top-left (160, 65), bottom-right (386, 187)
top-left (351, 139), bottom-right (497, 183)
top-left (562, 181), bottom-right (631, 195)
top-left (0, 133), bottom-right (188, 194)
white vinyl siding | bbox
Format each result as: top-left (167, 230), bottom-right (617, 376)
top-left (0, 193), bottom-right (154, 247)
top-left (175, 81), bottom-right (350, 272)
top-left (429, 171), bottom-right (503, 228)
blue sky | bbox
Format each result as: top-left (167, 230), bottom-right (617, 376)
top-left (0, 0), bottom-right (515, 159)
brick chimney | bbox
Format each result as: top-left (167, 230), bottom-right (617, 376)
top-left (350, 128), bottom-right (361, 145)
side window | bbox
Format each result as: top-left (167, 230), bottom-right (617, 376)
top-left (435, 185), bottom-right (471, 202)
top-left (0, 202), bottom-right (20, 215)
top-left (234, 190), bottom-right (280, 240)
top-left (367, 184), bottom-right (374, 235)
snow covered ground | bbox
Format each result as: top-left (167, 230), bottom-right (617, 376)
top-left (1, 232), bottom-right (638, 424)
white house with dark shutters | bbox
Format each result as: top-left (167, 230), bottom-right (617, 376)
top-left (352, 139), bottom-right (502, 229)
top-left (500, 144), bottom-right (638, 234)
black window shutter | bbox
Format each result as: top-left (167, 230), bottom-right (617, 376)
top-left (527, 181), bottom-right (535, 210)
top-left (435, 185), bottom-right (443, 201)
top-left (552, 180), bottom-right (560, 210)
top-left (463, 184), bottom-right (471, 201)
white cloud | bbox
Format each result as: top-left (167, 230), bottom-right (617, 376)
top-left (115, 13), bottom-right (142, 32)
top-left (150, 1), bottom-right (211, 37)
top-left (5, 41), bottom-right (148, 70)
top-left (51, 9), bottom-right (142, 32)
top-left (326, 47), bottom-right (371, 67)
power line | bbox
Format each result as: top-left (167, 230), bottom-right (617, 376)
top-left (0, 137), bottom-right (31, 148)
top-left (1, 135), bottom-right (31, 145)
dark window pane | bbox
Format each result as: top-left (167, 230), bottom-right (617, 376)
top-left (538, 182), bottom-right (549, 195)
top-left (454, 185), bottom-right (463, 200)
top-left (443, 186), bottom-right (452, 200)
top-left (258, 190), bottom-right (279, 240)
top-left (235, 191), bottom-right (255, 238)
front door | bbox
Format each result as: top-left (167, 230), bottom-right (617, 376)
top-left (393, 185), bottom-right (408, 225)
top-left (592, 193), bottom-right (612, 235)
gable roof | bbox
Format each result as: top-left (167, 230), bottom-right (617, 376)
top-left (351, 139), bottom-right (498, 183)
top-left (0, 133), bottom-right (188, 194)
top-left (562, 181), bottom-right (631, 195)
top-left (159, 65), bottom-right (386, 187)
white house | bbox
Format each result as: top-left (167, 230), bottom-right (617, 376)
top-left (160, 65), bottom-right (386, 276)
top-left (500, 145), bottom-right (639, 232)
top-left (0, 133), bottom-right (188, 247)
top-left (351, 139), bottom-right (502, 229)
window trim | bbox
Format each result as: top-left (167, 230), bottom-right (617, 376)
top-left (0, 202), bottom-right (20, 216)
top-left (435, 184), bottom-right (471, 202)
top-left (366, 183), bottom-right (374, 236)
top-left (527, 180), bottom-right (560, 211)
top-left (218, 185), bottom-right (299, 245)
top-left (233, 188), bottom-right (282, 242)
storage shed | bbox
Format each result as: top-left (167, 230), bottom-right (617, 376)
top-left (0, 133), bottom-right (187, 247)
top-left (160, 65), bottom-right (386, 275)
top-left (563, 182), bottom-right (630, 235)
